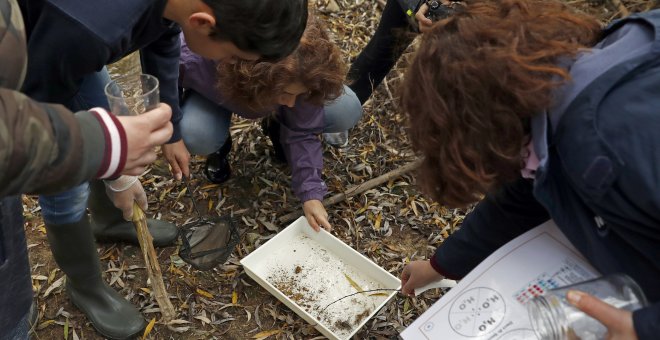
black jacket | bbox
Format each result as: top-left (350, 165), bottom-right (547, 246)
top-left (18, 0), bottom-right (183, 141)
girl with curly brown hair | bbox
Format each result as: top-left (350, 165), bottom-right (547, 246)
top-left (178, 17), bottom-right (363, 231)
top-left (398, 0), bottom-right (660, 337)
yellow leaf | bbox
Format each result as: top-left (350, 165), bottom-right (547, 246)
top-left (344, 273), bottom-right (363, 293)
top-left (196, 288), bottom-right (214, 299)
top-left (231, 291), bottom-right (238, 304)
top-left (37, 224), bottom-right (46, 234)
top-left (158, 187), bottom-right (172, 202)
top-left (177, 187), bottom-right (187, 200)
top-left (374, 213), bottom-right (382, 231)
top-left (64, 318), bottom-right (69, 340)
top-left (208, 199), bottom-right (213, 212)
top-left (252, 329), bottom-right (281, 339)
top-left (201, 184), bottom-right (220, 190)
top-left (369, 293), bottom-right (388, 297)
top-left (140, 288), bottom-right (151, 294)
top-left (404, 298), bottom-right (411, 314)
top-left (411, 201), bottom-right (419, 216)
top-left (47, 269), bottom-right (57, 284)
top-left (37, 319), bottom-right (55, 330)
top-left (142, 317), bottom-right (157, 340)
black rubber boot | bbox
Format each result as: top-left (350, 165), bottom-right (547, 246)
top-left (88, 180), bottom-right (178, 247)
top-left (46, 217), bottom-right (146, 339)
top-left (204, 136), bottom-right (233, 184)
top-left (260, 117), bottom-right (287, 164)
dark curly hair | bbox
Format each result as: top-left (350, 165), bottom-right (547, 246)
top-left (400, 0), bottom-right (601, 207)
top-left (203, 0), bottom-right (308, 60)
top-left (216, 16), bottom-right (346, 112)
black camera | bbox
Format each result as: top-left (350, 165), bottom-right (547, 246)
top-left (425, 0), bottom-right (461, 22)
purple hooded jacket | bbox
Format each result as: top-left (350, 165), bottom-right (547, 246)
top-left (179, 37), bottom-right (327, 203)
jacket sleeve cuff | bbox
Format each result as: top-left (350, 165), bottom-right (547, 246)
top-left (299, 190), bottom-right (326, 203)
top-left (167, 121), bottom-right (182, 143)
top-left (430, 249), bottom-right (463, 280)
top-left (633, 302), bottom-right (660, 340)
top-left (87, 108), bottom-right (127, 179)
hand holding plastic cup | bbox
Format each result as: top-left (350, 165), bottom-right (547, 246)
top-left (104, 74), bottom-right (159, 116)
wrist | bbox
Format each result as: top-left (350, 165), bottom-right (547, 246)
top-left (89, 108), bottom-right (127, 179)
top-left (104, 175), bottom-right (138, 192)
top-left (428, 256), bottom-right (458, 279)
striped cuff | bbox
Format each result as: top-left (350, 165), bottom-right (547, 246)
top-left (89, 108), bottom-right (127, 179)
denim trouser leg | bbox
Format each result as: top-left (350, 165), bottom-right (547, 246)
top-left (180, 91), bottom-right (233, 156)
top-left (6, 311), bottom-right (30, 340)
top-left (39, 68), bottom-right (111, 224)
top-left (323, 85), bottom-right (363, 133)
top-left (181, 86), bottom-right (363, 154)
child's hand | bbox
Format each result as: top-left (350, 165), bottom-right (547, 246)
top-left (162, 140), bottom-right (190, 181)
top-left (303, 200), bottom-right (331, 232)
top-left (401, 260), bottom-right (444, 296)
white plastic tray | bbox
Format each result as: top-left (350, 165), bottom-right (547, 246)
top-left (241, 217), bottom-right (401, 340)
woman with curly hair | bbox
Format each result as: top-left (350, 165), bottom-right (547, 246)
top-left (399, 0), bottom-right (660, 337)
top-left (178, 17), bottom-right (362, 231)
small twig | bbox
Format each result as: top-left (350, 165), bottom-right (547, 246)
top-left (278, 159), bottom-right (422, 223)
top-left (132, 203), bottom-right (176, 321)
top-left (319, 289), bottom-right (400, 315)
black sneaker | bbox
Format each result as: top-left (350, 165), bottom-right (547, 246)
top-left (204, 137), bottom-right (232, 184)
top-left (261, 117), bottom-right (287, 164)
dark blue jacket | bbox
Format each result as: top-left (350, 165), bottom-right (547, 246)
top-left (18, 0), bottom-right (183, 141)
top-left (432, 10), bottom-right (660, 339)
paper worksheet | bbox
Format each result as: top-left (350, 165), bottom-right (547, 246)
top-left (401, 220), bottom-right (600, 340)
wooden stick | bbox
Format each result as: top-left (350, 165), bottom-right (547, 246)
top-left (278, 159), bottom-right (422, 224)
top-left (610, 0), bottom-right (630, 17)
top-left (132, 202), bottom-right (176, 321)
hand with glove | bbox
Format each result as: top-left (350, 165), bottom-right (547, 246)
top-left (103, 175), bottom-right (148, 220)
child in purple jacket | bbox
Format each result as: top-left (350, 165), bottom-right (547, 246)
top-left (179, 17), bottom-right (363, 231)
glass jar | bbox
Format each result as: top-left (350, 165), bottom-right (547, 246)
top-left (527, 273), bottom-right (647, 340)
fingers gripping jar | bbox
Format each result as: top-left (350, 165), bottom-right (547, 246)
top-left (527, 274), bottom-right (647, 340)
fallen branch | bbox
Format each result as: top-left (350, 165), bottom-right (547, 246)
top-left (278, 159), bottom-right (422, 224)
top-left (133, 202), bottom-right (176, 321)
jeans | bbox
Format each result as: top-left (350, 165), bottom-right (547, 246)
top-left (181, 85), bottom-right (363, 155)
top-left (38, 68), bottom-right (112, 224)
top-left (0, 196), bottom-right (32, 339)
top-left (5, 311), bottom-right (30, 340)
top-left (348, 0), bottom-right (415, 104)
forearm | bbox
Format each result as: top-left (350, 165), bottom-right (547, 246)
top-left (0, 89), bottom-right (125, 196)
top-left (280, 126), bottom-right (326, 202)
top-left (432, 177), bottom-right (550, 278)
top-left (287, 147), bottom-right (327, 202)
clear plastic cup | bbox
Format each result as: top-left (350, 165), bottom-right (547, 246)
top-left (527, 273), bottom-right (647, 340)
top-left (104, 74), bottom-right (159, 116)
